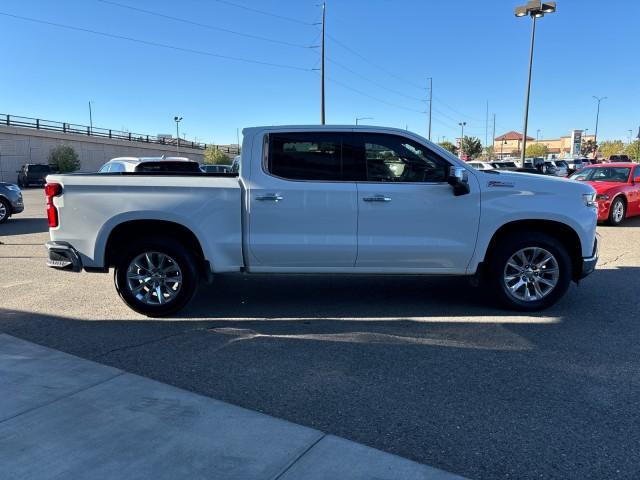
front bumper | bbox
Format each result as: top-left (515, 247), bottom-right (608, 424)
top-left (11, 194), bottom-right (24, 214)
top-left (579, 236), bottom-right (598, 279)
top-left (46, 241), bottom-right (82, 272)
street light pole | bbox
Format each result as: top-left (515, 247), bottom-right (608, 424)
top-left (592, 95), bottom-right (606, 145)
top-left (458, 122), bottom-right (466, 159)
top-left (355, 116), bottom-right (373, 125)
top-left (536, 129), bottom-right (541, 141)
top-left (88, 101), bottom-right (93, 135)
top-left (427, 77), bottom-right (433, 141)
top-left (515, 1), bottom-right (556, 167)
top-left (174, 116), bottom-right (183, 154)
top-left (320, 2), bottom-right (326, 125)
top-left (520, 13), bottom-right (536, 165)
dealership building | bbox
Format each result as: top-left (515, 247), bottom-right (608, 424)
top-left (493, 130), bottom-right (596, 159)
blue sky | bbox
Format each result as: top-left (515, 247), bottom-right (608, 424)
top-left (1, 0), bottom-right (638, 145)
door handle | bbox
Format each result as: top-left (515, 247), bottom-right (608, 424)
top-left (362, 195), bottom-right (391, 202)
top-left (255, 193), bottom-right (283, 202)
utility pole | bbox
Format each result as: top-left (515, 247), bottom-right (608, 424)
top-left (427, 77), bottom-right (433, 141)
top-left (492, 113), bottom-right (496, 160)
top-left (628, 129), bottom-right (632, 145)
top-left (485, 100), bottom-right (488, 150)
top-left (88, 101), bottom-right (93, 134)
top-left (320, 2), bottom-right (326, 125)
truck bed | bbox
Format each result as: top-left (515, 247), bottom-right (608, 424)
top-left (46, 173), bottom-right (243, 271)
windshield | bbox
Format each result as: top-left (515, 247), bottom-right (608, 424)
top-left (555, 160), bottom-right (568, 168)
top-left (570, 167), bottom-right (631, 183)
top-left (29, 164), bottom-right (51, 172)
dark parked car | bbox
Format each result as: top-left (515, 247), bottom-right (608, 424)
top-left (608, 154), bottom-right (631, 162)
top-left (0, 182), bottom-right (24, 223)
top-left (201, 164), bottom-right (231, 173)
top-left (17, 163), bottom-right (53, 187)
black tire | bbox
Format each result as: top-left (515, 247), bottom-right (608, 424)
top-left (485, 231), bottom-right (572, 311)
top-left (114, 237), bottom-right (200, 317)
top-left (0, 198), bottom-right (10, 224)
top-left (607, 197), bottom-right (626, 226)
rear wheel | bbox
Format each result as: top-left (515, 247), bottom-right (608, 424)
top-left (608, 197), bottom-right (626, 226)
top-left (0, 198), bottom-right (10, 224)
top-left (486, 232), bottom-right (572, 311)
top-left (114, 238), bottom-right (199, 317)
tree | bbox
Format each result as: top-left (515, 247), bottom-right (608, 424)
top-left (581, 139), bottom-right (597, 157)
top-left (482, 146), bottom-right (494, 160)
top-left (437, 141), bottom-right (458, 155)
top-left (624, 140), bottom-right (640, 161)
top-left (598, 140), bottom-right (625, 159)
top-left (48, 145), bottom-right (80, 172)
top-left (204, 145), bottom-right (229, 165)
top-left (525, 143), bottom-right (548, 158)
top-left (460, 136), bottom-right (482, 159)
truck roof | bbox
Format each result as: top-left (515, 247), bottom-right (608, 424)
top-left (242, 124), bottom-right (422, 137)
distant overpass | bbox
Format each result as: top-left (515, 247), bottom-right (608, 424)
top-left (0, 114), bottom-right (239, 183)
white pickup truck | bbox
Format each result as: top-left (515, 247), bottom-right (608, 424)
top-left (45, 125), bottom-right (599, 316)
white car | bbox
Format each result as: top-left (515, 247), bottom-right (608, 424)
top-left (98, 156), bottom-right (200, 173)
top-left (44, 125), bottom-right (598, 316)
top-left (467, 161), bottom-right (495, 170)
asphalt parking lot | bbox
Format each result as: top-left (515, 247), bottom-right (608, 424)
top-left (1, 188), bottom-right (639, 480)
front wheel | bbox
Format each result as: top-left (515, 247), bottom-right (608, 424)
top-left (608, 198), bottom-right (626, 226)
top-left (114, 238), bottom-right (199, 317)
top-left (0, 198), bottom-right (10, 224)
top-left (486, 232), bottom-right (572, 311)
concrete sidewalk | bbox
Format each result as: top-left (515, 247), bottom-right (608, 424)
top-left (0, 334), bottom-right (464, 480)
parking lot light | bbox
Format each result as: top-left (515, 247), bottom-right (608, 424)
top-left (514, 1), bottom-right (557, 167)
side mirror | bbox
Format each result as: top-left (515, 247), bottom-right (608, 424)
top-left (447, 166), bottom-right (470, 196)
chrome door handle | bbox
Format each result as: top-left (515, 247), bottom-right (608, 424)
top-left (362, 195), bottom-right (391, 202)
top-left (255, 193), bottom-right (283, 202)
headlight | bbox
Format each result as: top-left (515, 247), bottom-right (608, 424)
top-left (5, 185), bottom-right (20, 192)
top-left (596, 194), bottom-right (609, 201)
top-left (583, 192), bottom-right (597, 207)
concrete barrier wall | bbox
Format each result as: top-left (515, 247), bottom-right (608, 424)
top-left (0, 126), bottom-right (206, 183)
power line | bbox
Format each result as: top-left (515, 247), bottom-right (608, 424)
top-left (213, 0), bottom-right (315, 26)
top-left (326, 33), bottom-right (425, 91)
top-left (96, 0), bottom-right (315, 49)
top-left (0, 11), bottom-right (312, 72)
top-left (326, 57), bottom-right (426, 103)
top-left (322, 73), bottom-right (425, 114)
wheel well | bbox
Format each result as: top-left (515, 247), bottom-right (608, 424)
top-left (484, 220), bottom-right (583, 279)
top-left (104, 220), bottom-right (206, 269)
top-left (612, 194), bottom-right (627, 206)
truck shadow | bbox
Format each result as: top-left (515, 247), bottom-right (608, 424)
top-left (1, 268), bottom-right (639, 480)
top-left (0, 218), bottom-right (48, 237)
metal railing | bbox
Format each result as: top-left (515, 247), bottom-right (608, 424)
top-left (1, 113), bottom-right (240, 155)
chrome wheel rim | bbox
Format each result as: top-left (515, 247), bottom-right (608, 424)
top-left (503, 247), bottom-right (559, 302)
top-left (126, 252), bottom-right (182, 305)
top-left (0, 202), bottom-right (7, 220)
top-left (613, 201), bottom-right (624, 222)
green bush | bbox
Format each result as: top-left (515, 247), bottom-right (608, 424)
top-left (203, 145), bottom-right (230, 165)
top-left (48, 145), bottom-right (80, 172)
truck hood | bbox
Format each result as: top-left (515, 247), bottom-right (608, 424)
top-left (477, 170), bottom-right (595, 195)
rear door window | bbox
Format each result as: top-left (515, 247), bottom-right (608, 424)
top-left (268, 132), bottom-right (353, 181)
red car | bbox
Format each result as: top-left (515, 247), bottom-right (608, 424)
top-left (569, 162), bottom-right (640, 225)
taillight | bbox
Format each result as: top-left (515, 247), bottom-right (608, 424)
top-left (45, 183), bottom-right (63, 228)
